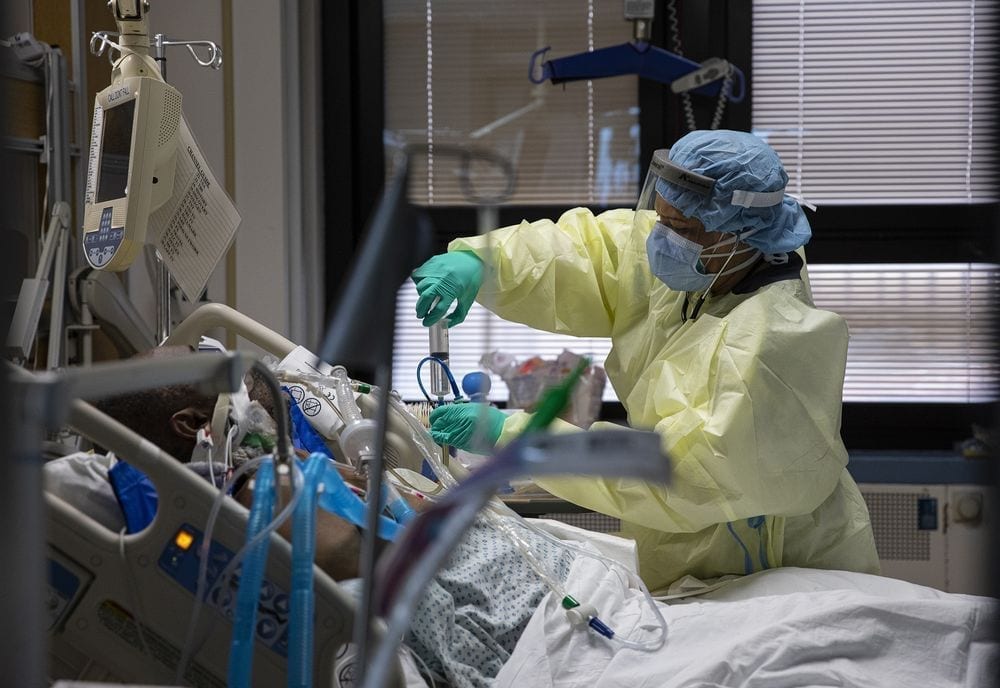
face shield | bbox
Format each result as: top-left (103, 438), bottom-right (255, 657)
top-left (638, 149), bottom-right (763, 296)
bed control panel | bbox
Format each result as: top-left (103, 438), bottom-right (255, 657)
top-left (158, 523), bottom-right (291, 657)
top-left (46, 549), bottom-right (92, 632)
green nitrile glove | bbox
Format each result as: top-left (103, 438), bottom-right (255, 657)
top-left (412, 251), bottom-right (484, 327)
top-left (428, 403), bottom-right (505, 453)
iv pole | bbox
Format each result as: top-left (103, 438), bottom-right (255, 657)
top-left (90, 7), bottom-right (223, 343)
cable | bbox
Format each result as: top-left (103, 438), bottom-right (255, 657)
top-left (205, 442), bottom-right (215, 488)
top-left (387, 465), bottom-right (443, 498)
top-left (416, 356), bottom-right (462, 404)
top-left (224, 424), bottom-right (238, 471)
top-left (504, 512), bottom-right (668, 652)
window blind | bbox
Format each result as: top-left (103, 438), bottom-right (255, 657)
top-left (383, 0), bottom-right (639, 206)
top-left (752, 0), bottom-right (998, 203)
top-left (391, 263), bottom-right (999, 404)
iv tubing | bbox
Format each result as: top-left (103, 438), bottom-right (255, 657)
top-left (228, 460), bottom-right (276, 688)
top-left (176, 457), bottom-right (302, 684)
top-left (288, 453), bottom-right (326, 688)
top-left (505, 512), bottom-right (668, 652)
top-left (176, 455), bottom-right (267, 685)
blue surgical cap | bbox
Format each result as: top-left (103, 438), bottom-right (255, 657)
top-left (654, 130), bottom-right (811, 254)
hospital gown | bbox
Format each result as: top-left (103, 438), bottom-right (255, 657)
top-left (347, 517), bottom-right (574, 687)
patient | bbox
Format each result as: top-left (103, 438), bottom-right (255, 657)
top-left (90, 345), bottom-right (276, 464)
top-left (44, 345), bottom-right (573, 687)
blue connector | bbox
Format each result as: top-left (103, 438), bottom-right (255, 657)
top-left (588, 616), bottom-right (615, 640)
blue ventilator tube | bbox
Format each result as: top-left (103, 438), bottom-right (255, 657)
top-left (383, 481), bottom-right (416, 525)
top-left (288, 453), bottom-right (327, 688)
top-left (229, 460), bottom-right (276, 688)
top-left (318, 463), bottom-right (402, 540)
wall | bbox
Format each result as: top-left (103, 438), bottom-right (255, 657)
top-left (229, 0), bottom-right (292, 342)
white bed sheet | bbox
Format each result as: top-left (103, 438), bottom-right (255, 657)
top-left (496, 556), bottom-right (999, 688)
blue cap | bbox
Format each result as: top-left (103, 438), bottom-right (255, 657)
top-left (654, 130), bottom-right (811, 254)
top-left (461, 372), bottom-right (492, 400)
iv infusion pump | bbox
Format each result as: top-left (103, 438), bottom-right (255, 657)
top-left (82, 75), bottom-right (182, 272)
top-left (81, 0), bottom-right (183, 272)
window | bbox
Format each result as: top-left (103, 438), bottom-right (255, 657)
top-left (752, 0), bottom-right (1000, 405)
top-left (384, 0), bottom-right (640, 206)
top-left (753, 0), bottom-right (998, 203)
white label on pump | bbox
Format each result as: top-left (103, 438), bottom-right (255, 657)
top-left (276, 346), bottom-right (346, 438)
top-left (148, 115), bottom-right (242, 302)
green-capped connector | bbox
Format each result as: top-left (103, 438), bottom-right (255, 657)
top-left (561, 595), bottom-right (580, 610)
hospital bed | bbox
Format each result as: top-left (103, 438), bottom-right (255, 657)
top-left (45, 302), bottom-right (442, 687)
top-left (47, 303), bottom-right (999, 687)
top-left (164, 302), bottom-right (429, 476)
top-left (45, 396), bottom-right (406, 686)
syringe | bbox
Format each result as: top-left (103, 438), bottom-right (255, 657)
top-left (428, 321), bottom-right (451, 399)
top-left (428, 320), bottom-right (452, 467)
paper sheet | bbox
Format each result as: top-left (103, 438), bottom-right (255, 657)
top-left (149, 115), bottom-right (241, 302)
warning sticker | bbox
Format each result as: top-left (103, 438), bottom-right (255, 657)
top-left (97, 599), bottom-right (225, 688)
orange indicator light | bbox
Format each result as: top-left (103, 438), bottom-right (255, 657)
top-left (174, 530), bottom-right (195, 551)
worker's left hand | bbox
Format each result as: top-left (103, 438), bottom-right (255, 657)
top-left (429, 403), bottom-right (505, 453)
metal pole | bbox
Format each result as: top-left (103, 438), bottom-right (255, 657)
top-left (353, 362), bottom-right (393, 684)
top-left (46, 49), bottom-right (72, 369)
top-left (152, 34), bottom-right (173, 342)
top-left (1, 376), bottom-right (60, 688)
top-left (70, 0), bottom-right (88, 269)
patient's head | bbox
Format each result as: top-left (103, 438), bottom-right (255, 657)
top-left (94, 345), bottom-right (275, 461)
top-left (95, 345), bottom-right (421, 581)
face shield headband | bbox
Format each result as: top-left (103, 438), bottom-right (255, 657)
top-left (640, 149), bottom-right (791, 213)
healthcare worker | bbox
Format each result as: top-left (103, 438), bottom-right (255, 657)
top-left (412, 129), bottom-right (879, 591)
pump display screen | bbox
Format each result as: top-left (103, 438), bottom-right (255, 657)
top-left (96, 99), bottom-right (135, 203)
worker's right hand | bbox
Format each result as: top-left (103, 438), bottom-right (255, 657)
top-left (428, 403), bottom-right (505, 453)
top-left (412, 251), bottom-right (484, 327)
